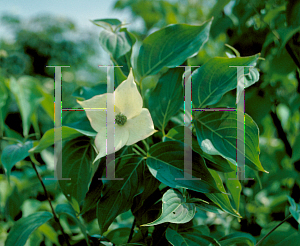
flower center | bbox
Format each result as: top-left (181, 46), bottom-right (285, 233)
top-left (115, 113), bottom-right (127, 126)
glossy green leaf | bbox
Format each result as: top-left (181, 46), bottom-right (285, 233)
top-left (164, 126), bottom-right (235, 172)
top-left (1, 141), bottom-right (33, 181)
top-left (219, 232), bottom-right (256, 246)
top-left (192, 55), bottom-right (259, 108)
top-left (58, 137), bottom-right (95, 205)
top-left (5, 211), bottom-right (53, 246)
top-left (146, 141), bottom-right (221, 194)
top-left (288, 196), bottom-right (300, 224)
top-left (224, 166), bottom-right (241, 212)
top-left (166, 228), bottom-right (220, 246)
top-left (55, 203), bottom-right (90, 245)
top-left (148, 67), bottom-right (184, 131)
top-left (8, 76), bottom-right (44, 136)
top-left (97, 154), bottom-right (145, 234)
top-left (99, 29), bottom-right (133, 59)
top-left (194, 110), bottom-right (267, 172)
top-left (142, 189), bottom-right (196, 226)
top-left (137, 20), bottom-right (212, 78)
top-left (206, 169), bottom-right (241, 218)
top-left (29, 126), bottom-right (95, 153)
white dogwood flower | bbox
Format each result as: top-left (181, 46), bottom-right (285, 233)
top-left (77, 68), bottom-right (157, 161)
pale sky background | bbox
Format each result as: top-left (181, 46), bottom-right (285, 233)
top-left (0, 0), bottom-right (142, 31)
top-left (0, 0), bottom-right (144, 66)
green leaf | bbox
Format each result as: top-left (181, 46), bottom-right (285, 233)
top-left (58, 137), bottom-right (95, 205)
top-left (29, 126), bottom-right (95, 153)
top-left (91, 18), bottom-right (122, 31)
top-left (166, 228), bottom-right (220, 246)
top-left (80, 157), bottom-right (106, 214)
top-left (137, 19), bottom-right (212, 78)
top-left (5, 211), bottom-right (53, 246)
top-left (274, 232), bottom-right (300, 246)
top-left (99, 29), bottom-right (133, 59)
top-left (288, 196), bottom-right (300, 224)
top-left (146, 141), bottom-right (221, 194)
top-left (148, 67), bottom-right (184, 131)
top-left (106, 228), bottom-right (131, 245)
top-left (219, 232), bottom-right (256, 246)
top-left (206, 169), bottom-right (241, 218)
top-left (1, 141), bottom-right (33, 182)
top-left (194, 110), bottom-right (267, 173)
top-left (224, 166), bottom-right (241, 212)
top-left (55, 203), bottom-right (90, 245)
top-left (142, 189), bottom-right (196, 226)
top-left (37, 223), bottom-right (59, 246)
top-left (164, 126), bottom-right (235, 173)
top-left (292, 133), bottom-right (300, 162)
top-left (0, 79), bottom-right (8, 108)
top-left (8, 76), bottom-right (44, 136)
top-left (192, 55), bottom-right (259, 108)
top-left (5, 185), bottom-right (24, 220)
top-left (97, 154), bottom-right (145, 234)
top-left (207, 0), bottom-right (231, 19)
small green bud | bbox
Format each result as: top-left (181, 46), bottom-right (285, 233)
top-left (115, 113), bottom-right (127, 126)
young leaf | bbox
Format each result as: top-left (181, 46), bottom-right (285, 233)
top-left (288, 196), bottom-right (300, 224)
top-left (142, 189), bottom-right (196, 226)
top-left (137, 19), bottom-right (212, 78)
top-left (5, 211), bottom-right (53, 246)
top-left (206, 169), bottom-right (241, 218)
top-left (99, 28), bottom-right (133, 59)
top-left (8, 76), bottom-right (44, 136)
top-left (1, 141), bottom-right (33, 182)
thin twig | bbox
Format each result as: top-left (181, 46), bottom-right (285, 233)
top-left (127, 218), bottom-right (136, 243)
top-left (30, 154), bottom-right (71, 246)
top-left (255, 214), bottom-right (293, 246)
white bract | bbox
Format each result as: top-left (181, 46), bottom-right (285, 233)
top-left (77, 68), bottom-right (157, 161)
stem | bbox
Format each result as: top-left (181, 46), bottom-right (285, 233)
top-left (132, 147), bottom-right (143, 156)
top-left (127, 218), bottom-right (136, 243)
top-left (30, 154), bottom-right (71, 246)
top-left (142, 139), bottom-right (149, 152)
top-left (255, 214), bottom-right (293, 246)
top-left (1, 137), bottom-right (23, 144)
top-left (133, 144), bottom-right (147, 156)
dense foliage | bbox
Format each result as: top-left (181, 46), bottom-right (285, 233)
top-left (1, 0), bottom-right (300, 245)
